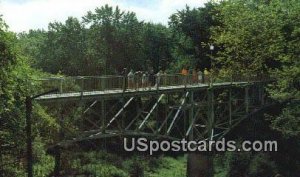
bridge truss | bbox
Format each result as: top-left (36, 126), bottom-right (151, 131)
top-left (34, 74), bottom-right (269, 176)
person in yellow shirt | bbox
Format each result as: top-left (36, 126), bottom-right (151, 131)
top-left (204, 68), bottom-right (210, 83)
top-left (204, 68), bottom-right (209, 75)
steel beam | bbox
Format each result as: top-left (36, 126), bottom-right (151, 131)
top-left (245, 87), bottom-right (249, 113)
top-left (166, 92), bottom-right (189, 135)
top-left (188, 92), bottom-right (194, 140)
top-left (106, 97), bottom-right (134, 128)
top-left (207, 89), bottom-right (214, 141)
top-left (229, 87), bottom-right (232, 126)
top-left (138, 94), bottom-right (164, 130)
top-left (101, 100), bottom-right (106, 133)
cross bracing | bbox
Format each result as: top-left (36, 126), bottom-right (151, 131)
top-left (34, 74), bottom-right (270, 148)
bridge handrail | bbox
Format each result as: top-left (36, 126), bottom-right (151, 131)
top-left (34, 75), bottom-right (124, 80)
top-left (35, 73), bottom-right (271, 94)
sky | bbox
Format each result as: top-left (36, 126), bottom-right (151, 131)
top-left (0, 0), bottom-right (208, 32)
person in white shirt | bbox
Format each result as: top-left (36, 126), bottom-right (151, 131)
top-left (142, 72), bottom-right (148, 89)
top-left (127, 69), bottom-right (134, 89)
top-left (198, 70), bottom-right (203, 84)
top-left (156, 70), bottom-right (162, 87)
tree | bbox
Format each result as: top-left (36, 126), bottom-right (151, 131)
top-left (83, 5), bottom-right (144, 73)
top-left (212, 0), bottom-right (300, 175)
top-left (0, 16), bottom-right (36, 175)
top-left (212, 0), bottom-right (287, 75)
top-left (169, 3), bottom-right (219, 71)
top-left (0, 16), bottom-right (18, 153)
top-left (42, 17), bottom-right (87, 75)
top-left (212, 0), bottom-right (300, 134)
top-left (17, 29), bottom-right (47, 68)
top-left (142, 23), bottom-right (174, 72)
top-left (1, 15), bottom-right (58, 176)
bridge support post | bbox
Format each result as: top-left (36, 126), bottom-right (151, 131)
top-left (53, 147), bottom-right (61, 177)
top-left (80, 77), bottom-right (84, 97)
top-left (187, 89), bottom-right (215, 177)
top-left (155, 95), bottom-right (159, 130)
top-left (245, 87), bottom-right (249, 113)
top-left (188, 92), bottom-right (194, 140)
top-left (25, 97), bottom-right (33, 177)
top-left (228, 87), bottom-right (232, 126)
top-left (121, 97), bottom-right (125, 130)
top-left (187, 152), bottom-right (214, 177)
top-left (207, 89), bottom-right (214, 140)
top-left (259, 84), bottom-right (265, 105)
top-left (101, 100), bottom-right (106, 133)
top-left (53, 105), bottom-right (64, 176)
top-left (59, 78), bottom-right (63, 93)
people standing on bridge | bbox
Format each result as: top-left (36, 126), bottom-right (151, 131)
top-left (122, 68), bottom-right (128, 91)
top-left (134, 71), bottom-right (138, 90)
top-left (204, 68), bottom-right (210, 83)
top-left (128, 69), bottom-right (134, 89)
top-left (188, 68), bottom-right (193, 84)
top-left (156, 70), bottom-right (162, 88)
top-left (162, 71), bottom-right (167, 86)
top-left (197, 69), bottom-right (203, 84)
top-left (142, 72), bottom-right (148, 89)
top-left (181, 67), bottom-right (188, 85)
top-left (181, 68), bottom-right (188, 76)
top-left (135, 71), bottom-right (143, 90)
top-left (192, 69), bottom-right (198, 84)
top-left (122, 68), bottom-right (128, 75)
top-left (149, 69), bottom-right (155, 87)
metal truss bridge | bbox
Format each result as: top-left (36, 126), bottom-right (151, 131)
top-left (35, 74), bottom-right (269, 144)
top-left (34, 74), bottom-right (270, 176)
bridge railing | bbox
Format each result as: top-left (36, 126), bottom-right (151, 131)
top-left (36, 73), bottom-right (270, 94)
top-left (36, 75), bottom-right (124, 93)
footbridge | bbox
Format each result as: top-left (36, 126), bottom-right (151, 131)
top-left (33, 73), bottom-right (271, 176)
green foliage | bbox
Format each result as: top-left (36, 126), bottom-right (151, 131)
top-left (212, 0), bottom-right (285, 74)
top-left (0, 15), bottom-right (53, 176)
top-left (225, 151), bottom-right (251, 177)
top-left (0, 16), bottom-right (17, 120)
top-left (82, 163), bottom-right (129, 177)
top-left (33, 136), bottom-right (55, 177)
top-left (146, 156), bottom-right (186, 177)
top-left (169, 3), bottom-right (219, 71)
top-left (60, 150), bottom-right (186, 177)
top-left (142, 23), bottom-right (174, 72)
top-left (65, 151), bottom-right (186, 177)
top-left (212, 0), bottom-right (300, 145)
top-left (32, 104), bottom-right (59, 140)
top-left (270, 102), bottom-right (300, 137)
top-left (40, 17), bottom-right (86, 75)
top-left (217, 151), bottom-right (277, 177)
top-left (84, 5), bottom-right (145, 73)
top-left (18, 5), bottom-right (177, 75)
top-left (1, 1), bottom-right (300, 176)
top-left (248, 153), bottom-right (277, 177)
top-left (65, 151), bottom-right (129, 176)
top-left (168, 55), bottom-right (194, 73)
top-left (0, 18), bottom-right (33, 173)
top-left (17, 29), bottom-right (47, 67)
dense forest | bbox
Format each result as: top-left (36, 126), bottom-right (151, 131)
top-left (1, 0), bottom-right (299, 176)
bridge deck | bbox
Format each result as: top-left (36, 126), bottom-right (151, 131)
top-left (36, 81), bottom-right (250, 102)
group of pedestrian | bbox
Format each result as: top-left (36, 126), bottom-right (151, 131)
top-left (126, 69), bottom-right (157, 90)
top-left (123, 67), bottom-right (210, 90)
top-left (181, 67), bottom-right (210, 84)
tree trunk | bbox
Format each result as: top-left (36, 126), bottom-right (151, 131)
top-left (187, 153), bottom-right (214, 177)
